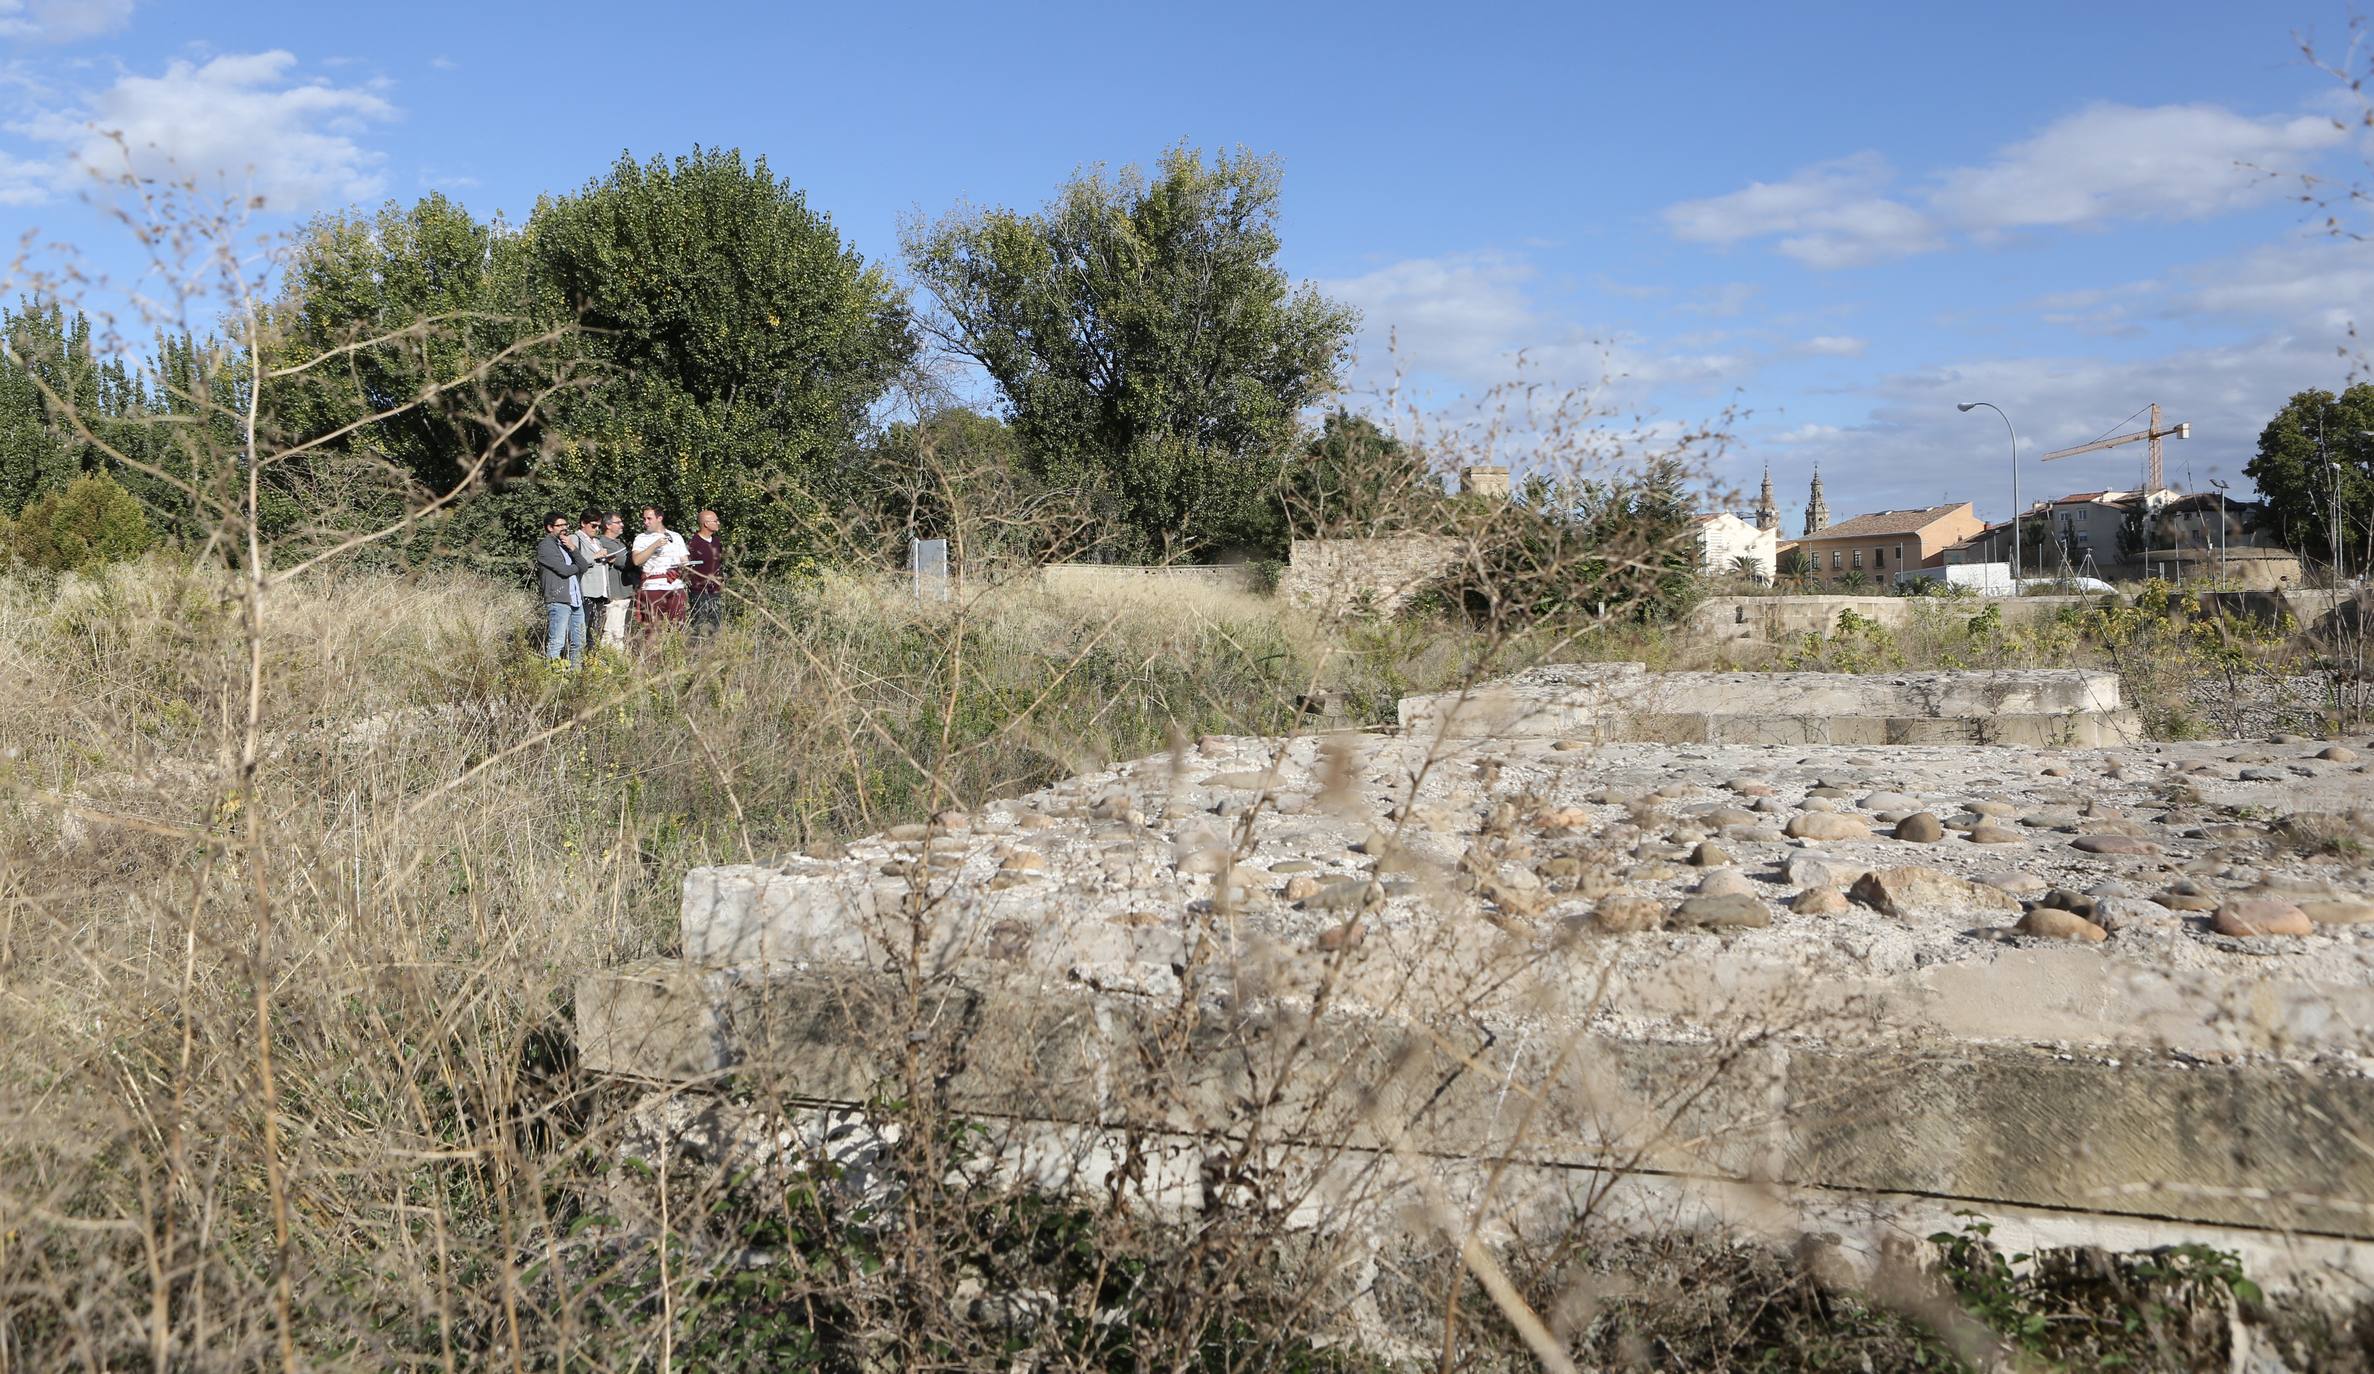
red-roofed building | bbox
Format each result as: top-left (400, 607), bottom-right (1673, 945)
top-left (1782, 502), bottom-right (1984, 585)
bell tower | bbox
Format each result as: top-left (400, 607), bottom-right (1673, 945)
top-left (1803, 465), bottom-right (1830, 536)
top-left (1754, 463), bottom-right (1781, 534)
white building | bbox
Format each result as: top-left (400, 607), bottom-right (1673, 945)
top-left (1695, 511), bottom-right (1778, 582)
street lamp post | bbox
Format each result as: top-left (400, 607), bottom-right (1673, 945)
top-left (1958, 402), bottom-right (2020, 592)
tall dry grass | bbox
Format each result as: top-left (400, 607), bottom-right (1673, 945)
top-left (0, 555), bottom-right (1483, 1370)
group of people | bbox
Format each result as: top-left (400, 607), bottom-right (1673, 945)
top-left (533, 506), bottom-right (726, 666)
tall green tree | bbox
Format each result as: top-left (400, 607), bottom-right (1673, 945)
top-left (1, 301), bottom-right (113, 517)
top-left (272, 192), bottom-right (555, 532)
top-left (2244, 384), bottom-right (2374, 567)
top-left (904, 145), bottom-right (1358, 559)
top-left (0, 301), bottom-right (201, 542)
top-left (525, 148), bottom-right (915, 562)
top-left (1281, 410), bottom-right (1440, 540)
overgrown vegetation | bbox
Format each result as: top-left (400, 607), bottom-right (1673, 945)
top-left (2, 63), bottom-right (2364, 1369)
top-left (0, 561), bottom-right (1469, 1369)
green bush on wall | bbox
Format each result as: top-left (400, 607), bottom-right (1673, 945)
top-left (4, 472), bottom-right (156, 573)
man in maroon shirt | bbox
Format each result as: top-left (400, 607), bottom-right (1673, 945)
top-left (686, 507), bottom-right (725, 635)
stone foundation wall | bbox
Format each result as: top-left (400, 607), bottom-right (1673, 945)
top-left (571, 689), bottom-right (2374, 1302)
top-left (1397, 663), bottom-right (2141, 746)
top-left (1686, 595), bottom-right (2093, 647)
top-left (1277, 535), bottom-right (1463, 617)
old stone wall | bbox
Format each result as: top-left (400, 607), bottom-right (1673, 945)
top-left (1277, 535), bottom-right (1463, 617)
top-left (1398, 663), bottom-right (2141, 746)
top-left (1685, 594), bottom-right (2092, 647)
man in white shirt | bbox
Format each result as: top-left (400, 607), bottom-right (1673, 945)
top-left (630, 506), bottom-right (692, 634)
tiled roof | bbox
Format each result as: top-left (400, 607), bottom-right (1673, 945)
top-left (1801, 503), bottom-right (1971, 540)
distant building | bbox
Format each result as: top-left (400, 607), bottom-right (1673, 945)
top-left (1803, 466), bottom-right (1830, 536)
top-left (2141, 492), bottom-right (2299, 587)
top-left (1942, 520), bottom-right (2018, 569)
top-left (1754, 464), bottom-right (1782, 535)
top-left (1695, 511), bottom-right (1778, 581)
top-left (1458, 465), bottom-right (1511, 499)
top-left (1943, 488), bottom-right (2194, 578)
top-left (2149, 491), bottom-right (2276, 557)
top-left (2044, 490), bottom-right (2150, 572)
top-left (1785, 502), bottom-right (1983, 586)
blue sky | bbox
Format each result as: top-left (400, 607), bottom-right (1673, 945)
top-left (2, 0), bottom-right (2368, 527)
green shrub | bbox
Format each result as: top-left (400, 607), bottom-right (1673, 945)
top-left (8, 472), bottom-right (155, 573)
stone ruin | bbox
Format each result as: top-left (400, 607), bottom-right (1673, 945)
top-left (575, 663), bottom-right (2374, 1327)
top-left (1399, 662), bottom-right (2141, 746)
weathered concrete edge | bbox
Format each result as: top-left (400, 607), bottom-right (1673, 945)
top-left (609, 1092), bottom-right (2374, 1302)
top-left (576, 960), bottom-right (2374, 1239)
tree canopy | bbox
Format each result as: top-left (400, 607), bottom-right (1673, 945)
top-left (256, 149), bottom-right (917, 567)
top-left (1, 302), bottom-right (138, 517)
top-left (273, 193), bottom-right (552, 514)
top-left (521, 148), bottom-right (915, 561)
top-left (904, 145), bottom-right (1357, 559)
top-left (1282, 410), bottom-right (1441, 539)
top-left (7, 143), bottom-right (1395, 578)
top-left (2244, 384), bottom-right (2374, 568)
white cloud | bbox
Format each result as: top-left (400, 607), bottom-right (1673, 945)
top-left (1797, 335), bottom-right (1867, 357)
top-left (1933, 103), bottom-right (2345, 233)
top-left (0, 144), bottom-right (44, 202)
top-left (2018, 235), bottom-right (2372, 340)
top-left (1668, 102), bottom-right (2349, 268)
top-left (1319, 248), bottom-right (1779, 450)
top-left (1324, 249), bottom-right (1769, 406)
top-left (1773, 423), bottom-right (1843, 444)
top-left (1664, 152), bottom-right (1941, 268)
top-left (15, 50), bottom-right (396, 210)
top-left (0, 0), bottom-right (133, 42)
top-left (2177, 236), bottom-right (2374, 336)
top-left (1323, 251), bottom-right (1545, 384)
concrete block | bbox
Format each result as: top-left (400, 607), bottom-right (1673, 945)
top-left (573, 964), bottom-right (2374, 1238)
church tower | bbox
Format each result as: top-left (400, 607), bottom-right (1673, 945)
top-left (1754, 463), bottom-right (1781, 535)
top-left (1803, 466), bottom-right (1830, 536)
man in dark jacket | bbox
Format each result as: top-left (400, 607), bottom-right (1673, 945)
top-left (535, 511), bottom-right (594, 667)
top-left (686, 507), bottom-right (725, 636)
top-left (575, 510), bottom-right (631, 652)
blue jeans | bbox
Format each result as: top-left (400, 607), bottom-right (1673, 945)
top-left (543, 602), bottom-right (586, 666)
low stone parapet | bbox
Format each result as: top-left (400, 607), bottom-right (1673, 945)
top-left (1397, 664), bottom-right (2141, 746)
top-left (1686, 595), bottom-right (2094, 649)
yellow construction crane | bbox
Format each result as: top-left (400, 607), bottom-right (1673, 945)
top-left (2040, 402), bottom-right (2189, 492)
